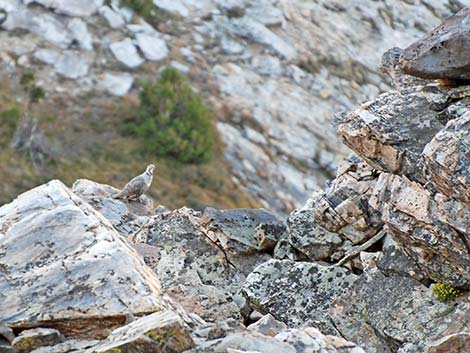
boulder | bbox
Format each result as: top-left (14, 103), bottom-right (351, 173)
top-left (53, 51), bottom-right (90, 79)
top-left (98, 72), bottom-right (134, 96)
top-left (330, 270), bottom-right (470, 353)
top-left (98, 5), bottom-right (125, 29)
top-left (135, 33), bottom-right (169, 61)
top-left (400, 7), bottom-right (470, 80)
top-left (110, 38), bottom-right (144, 68)
top-left (246, 314), bottom-right (287, 337)
top-left (242, 259), bottom-right (358, 334)
top-left (0, 180), bottom-right (164, 338)
top-left (200, 207), bottom-right (284, 254)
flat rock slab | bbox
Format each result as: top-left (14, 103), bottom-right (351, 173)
top-left (400, 7), bottom-right (470, 80)
top-left (84, 310), bottom-right (193, 353)
top-left (24, 0), bottom-right (104, 17)
top-left (242, 259), bottom-right (357, 334)
top-left (0, 180), bottom-right (164, 338)
top-left (12, 328), bottom-right (64, 353)
top-left (110, 38), bottom-right (144, 68)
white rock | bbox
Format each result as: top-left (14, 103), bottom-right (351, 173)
top-left (23, 0), bottom-right (104, 17)
top-left (110, 38), bottom-right (144, 68)
top-left (99, 72), bottom-right (134, 96)
top-left (33, 48), bottom-right (60, 65)
top-left (220, 36), bottom-right (245, 55)
top-left (153, 0), bottom-right (189, 17)
top-left (54, 51), bottom-right (90, 79)
top-left (0, 180), bottom-right (164, 333)
top-left (135, 32), bottom-right (169, 61)
top-left (251, 55), bottom-right (282, 77)
top-left (227, 17), bottom-right (297, 60)
top-left (98, 5), bottom-right (125, 29)
top-left (2, 9), bottom-right (71, 49)
top-left (170, 60), bottom-right (190, 73)
top-left (67, 18), bottom-right (93, 51)
top-left (0, 0), bottom-right (18, 12)
top-left (119, 6), bottom-right (134, 22)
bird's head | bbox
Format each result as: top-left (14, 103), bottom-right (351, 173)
top-left (146, 164), bottom-right (156, 176)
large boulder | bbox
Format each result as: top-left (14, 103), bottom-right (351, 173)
top-left (0, 180), bottom-right (164, 338)
top-left (242, 259), bottom-right (358, 334)
top-left (400, 7), bottom-right (470, 80)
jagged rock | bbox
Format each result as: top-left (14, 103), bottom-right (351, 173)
top-left (133, 207), bottom-right (272, 323)
top-left (422, 112), bottom-right (470, 202)
top-left (23, 339), bottom-right (99, 353)
top-left (226, 17), bottom-right (297, 60)
top-left (330, 270), bottom-right (470, 353)
top-left (242, 259), bottom-right (358, 334)
top-left (0, 325), bottom-right (14, 344)
top-left (84, 310), bottom-right (194, 353)
top-left (98, 72), bottom-right (134, 96)
top-left (200, 207), bottom-right (284, 254)
top-left (0, 180), bottom-right (164, 337)
top-left (423, 333), bottom-right (470, 353)
top-left (247, 314), bottom-right (287, 337)
top-left (369, 173), bottom-right (470, 288)
top-left (98, 5), bottom-right (125, 29)
top-left (287, 208), bottom-right (342, 260)
top-left (135, 32), bottom-right (169, 61)
top-left (336, 85), bottom-right (449, 182)
top-left (24, 0), bottom-right (104, 17)
top-left (400, 7), bottom-right (470, 80)
top-left (251, 55), bottom-right (283, 77)
top-left (110, 38), bottom-right (144, 68)
top-left (12, 328), bottom-right (64, 353)
top-left (189, 326), bottom-right (365, 353)
top-left (72, 179), bottom-right (154, 238)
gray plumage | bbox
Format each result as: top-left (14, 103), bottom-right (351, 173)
top-left (113, 164), bottom-right (155, 200)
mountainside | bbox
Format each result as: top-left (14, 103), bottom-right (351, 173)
top-left (1, 7), bottom-right (469, 350)
top-left (0, 0), bottom-right (466, 212)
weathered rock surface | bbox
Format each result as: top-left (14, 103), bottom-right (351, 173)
top-left (0, 180), bottom-right (164, 337)
top-left (83, 310), bottom-right (193, 353)
top-left (12, 328), bottom-right (64, 353)
top-left (330, 270), bottom-right (470, 353)
top-left (109, 38), bottom-right (144, 68)
top-left (200, 207), bottom-right (285, 254)
top-left (242, 259), bottom-right (358, 334)
top-left (400, 7), bottom-right (470, 80)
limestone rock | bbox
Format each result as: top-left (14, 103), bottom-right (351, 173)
top-left (84, 310), bottom-right (194, 353)
top-left (110, 38), bottom-right (144, 68)
top-left (54, 51), bottom-right (90, 79)
top-left (0, 180), bottom-right (164, 337)
top-left (200, 207), bottom-right (284, 254)
top-left (98, 72), bottom-right (134, 96)
top-left (24, 0), bottom-right (104, 17)
top-left (98, 5), bottom-right (125, 29)
top-left (153, 0), bottom-right (189, 17)
top-left (242, 259), bottom-right (358, 334)
top-left (400, 7), bottom-right (470, 80)
top-left (330, 270), bottom-right (470, 353)
top-left (12, 328), bottom-right (64, 353)
top-left (135, 32), bottom-right (169, 61)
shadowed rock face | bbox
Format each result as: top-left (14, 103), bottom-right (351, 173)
top-left (400, 7), bottom-right (470, 80)
top-left (0, 180), bottom-right (164, 338)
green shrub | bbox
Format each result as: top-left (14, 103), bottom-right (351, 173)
top-left (432, 282), bottom-right (461, 302)
top-left (120, 0), bottom-right (154, 17)
top-left (30, 86), bottom-right (45, 103)
top-left (127, 68), bottom-right (214, 164)
top-left (20, 70), bottom-right (35, 86)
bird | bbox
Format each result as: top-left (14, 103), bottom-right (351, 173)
top-left (112, 164), bottom-right (156, 201)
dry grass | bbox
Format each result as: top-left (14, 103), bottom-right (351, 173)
top-left (0, 72), bottom-right (260, 210)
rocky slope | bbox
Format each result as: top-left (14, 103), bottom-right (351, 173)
top-left (0, 0), bottom-right (467, 212)
top-left (1, 4), bottom-right (469, 353)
